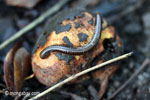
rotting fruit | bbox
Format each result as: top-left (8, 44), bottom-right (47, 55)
top-left (32, 8), bottom-right (122, 99)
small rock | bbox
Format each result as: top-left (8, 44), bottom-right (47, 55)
top-left (129, 61), bottom-right (134, 69)
top-left (137, 72), bottom-right (149, 86)
top-left (114, 81), bottom-right (120, 88)
top-left (138, 74), bottom-right (145, 81)
top-left (123, 68), bottom-right (128, 74)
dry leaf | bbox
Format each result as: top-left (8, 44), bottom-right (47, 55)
top-left (3, 43), bottom-right (21, 92)
top-left (14, 48), bottom-right (31, 91)
top-left (87, 0), bottom-right (101, 7)
top-left (3, 43), bottom-right (31, 92)
top-left (5, 0), bottom-right (41, 9)
top-left (71, 0), bottom-right (100, 8)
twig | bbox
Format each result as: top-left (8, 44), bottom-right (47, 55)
top-left (107, 58), bottom-right (150, 100)
top-left (0, 0), bottom-right (70, 50)
top-left (29, 52), bottom-right (133, 100)
top-left (25, 73), bottom-right (34, 80)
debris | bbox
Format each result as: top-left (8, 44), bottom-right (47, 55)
top-left (5, 0), bottom-right (41, 9)
top-left (14, 48), bottom-right (31, 91)
top-left (3, 43), bottom-right (21, 92)
top-left (3, 44), bottom-right (31, 92)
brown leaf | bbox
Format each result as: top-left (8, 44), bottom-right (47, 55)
top-left (71, 0), bottom-right (100, 8)
top-left (5, 0), bottom-right (41, 9)
top-left (3, 43), bottom-right (21, 92)
top-left (14, 48), bottom-right (31, 91)
top-left (86, 0), bottom-right (101, 7)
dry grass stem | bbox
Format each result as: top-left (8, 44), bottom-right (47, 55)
top-left (25, 73), bottom-right (35, 80)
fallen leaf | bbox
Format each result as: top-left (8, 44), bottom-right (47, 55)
top-left (14, 48), bottom-right (31, 91)
top-left (3, 43), bottom-right (21, 92)
top-left (87, 0), bottom-right (101, 7)
top-left (71, 0), bottom-right (100, 8)
top-left (5, 0), bottom-right (41, 9)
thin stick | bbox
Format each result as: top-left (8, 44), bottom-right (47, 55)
top-left (107, 58), bottom-right (150, 100)
top-left (29, 52), bottom-right (133, 100)
top-left (0, 0), bottom-right (70, 50)
top-left (25, 73), bottom-right (34, 80)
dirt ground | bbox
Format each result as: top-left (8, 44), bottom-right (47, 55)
top-left (0, 0), bottom-right (150, 100)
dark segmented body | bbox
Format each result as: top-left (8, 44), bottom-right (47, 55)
top-left (40, 13), bottom-right (102, 59)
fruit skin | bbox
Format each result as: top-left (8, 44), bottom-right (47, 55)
top-left (32, 8), bottom-right (122, 99)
